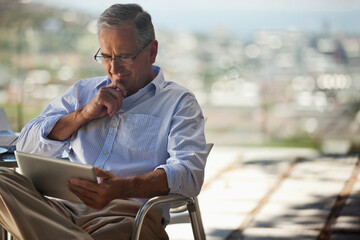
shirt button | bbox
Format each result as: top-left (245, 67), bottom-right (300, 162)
top-left (112, 122), bottom-right (118, 127)
top-left (104, 150), bottom-right (109, 155)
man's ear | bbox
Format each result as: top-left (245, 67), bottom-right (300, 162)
top-left (149, 40), bottom-right (158, 64)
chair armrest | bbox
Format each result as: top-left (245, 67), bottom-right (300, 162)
top-left (132, 144), bottom-right (213, 240)
top-left (132, 194), bottom-right (195, 240)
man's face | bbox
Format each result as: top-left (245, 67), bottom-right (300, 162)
top-left (98, 26), bottom-right (157, 96)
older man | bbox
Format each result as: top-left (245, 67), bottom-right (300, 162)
top-left (0, 3), bottom-right (207, 240)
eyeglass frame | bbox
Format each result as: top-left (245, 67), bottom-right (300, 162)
top-left (93, 40), bottom-right (153, 65)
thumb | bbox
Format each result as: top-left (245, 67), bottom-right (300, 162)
top-left (95, 167), bottom-right (113, 182)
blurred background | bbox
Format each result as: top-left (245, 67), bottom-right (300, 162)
top-left (0, 0), bottom-right (360, 153)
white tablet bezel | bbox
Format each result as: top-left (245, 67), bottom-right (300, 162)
top-left (15, 151), bottom-right (97, 202)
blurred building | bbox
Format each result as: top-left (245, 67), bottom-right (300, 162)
top-left (0, 0), bottom-right (359, 153)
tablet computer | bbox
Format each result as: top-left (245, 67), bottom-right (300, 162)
top-left (15, 151), bottom-right (97, 202)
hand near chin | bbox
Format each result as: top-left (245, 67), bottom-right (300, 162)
top-left (83, 82), bottom-right (127, 120)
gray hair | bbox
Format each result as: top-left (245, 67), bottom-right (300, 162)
top-left (97, 4), bottom-right (155, 48)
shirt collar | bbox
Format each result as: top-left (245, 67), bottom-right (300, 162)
top-left (151, 65), bottom-right (165, 94)
top-left (120, 65), bottom-right (165, 111)
top-left (128, 65), bottom-right (164, 97)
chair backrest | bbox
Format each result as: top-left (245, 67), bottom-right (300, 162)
top-left (206, 143), bottom-right (214, 156)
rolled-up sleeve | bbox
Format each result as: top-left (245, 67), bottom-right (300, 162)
top-left (16, 88), bottom-right (78, 157)
top-left (156, 94), bottom-right (207, 197)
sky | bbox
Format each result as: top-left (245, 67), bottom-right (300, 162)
top-left (29, 0), bottom-right (360, 36)
top-left (29, 0), bottom-right (360, 12)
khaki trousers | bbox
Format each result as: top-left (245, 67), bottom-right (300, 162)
top-left (0, 167), bottom-right (168, 240)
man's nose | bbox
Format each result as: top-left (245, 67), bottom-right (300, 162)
top-left (110, 59), bottom-right (125, 74)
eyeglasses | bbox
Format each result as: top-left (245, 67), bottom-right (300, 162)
top-left (94, 41), bottom-right (152, 65)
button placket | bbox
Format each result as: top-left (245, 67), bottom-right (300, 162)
top-left (94, 115), bottom-right (120, 168)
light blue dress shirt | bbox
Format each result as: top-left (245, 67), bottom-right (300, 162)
top-left (17, 65), bottom-right (207, 223)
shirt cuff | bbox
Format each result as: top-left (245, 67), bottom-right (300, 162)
top-left (155, 163), bottom-right (201, 197)
top-left (156, 164), bottom-right (181, 194)
top-left (39, 114), bottom-right (70, 150)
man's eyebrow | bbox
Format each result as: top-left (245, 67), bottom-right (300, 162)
top-left (101, 52), bottom-right (131, 58)
top-left (100, 52), bottom-right (111, 57)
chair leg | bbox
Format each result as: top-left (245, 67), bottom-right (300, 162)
top-left (187, 197), bottom-right (206, 240)
top-left (1, 227), bottom-right (13, 240)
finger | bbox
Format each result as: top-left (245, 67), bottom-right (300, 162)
top-left (96, 168), bottom-right (114, 183)
top-left (68, 183), bottom-right (103, 204)
top-left (97, 94), bottom-right (119, 117)
top-left (69, 184), bottom-right (109, 210)
top-left (99, 88), bottom-right (123, 105)
top-left (70, 190), bottom-right (101, 209)
top-left (116, 86), bottom-right (127, 98)
top-left (67, 182), bottom-right (98, 203)
top-left (95, 167), bottom-right (105, 176)
top-left (96, 168), bottom-right (112, 177)
top-left (102, 100), bottom-right (120, 117)
top-left (69, 178), bottom-right (98, 193)
top-left (98, 88), bottom-right (123, 116)
top-left (67, 179), bottom-right (110, 210)
top-left (108, 81), bottom-right (127, 97)
top-left (95, 167), bottom-right (101, 175)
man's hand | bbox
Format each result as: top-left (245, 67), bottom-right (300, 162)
top-left (83, 82), bottom-right (127, 120)
top-left (47, 81), bottom-right (127, 141)
top-left (67, 168), bottom-right (123, 209)
top-left (68, 167), bottom-right (169, 210)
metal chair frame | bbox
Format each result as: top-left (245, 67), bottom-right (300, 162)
top-left (132, 143), bottom-right (213, 240)
top-left (132, 194), bottom-right (206, 240)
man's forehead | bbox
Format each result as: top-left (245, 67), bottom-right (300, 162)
top-left (98, 26), bottom-right (138, 53)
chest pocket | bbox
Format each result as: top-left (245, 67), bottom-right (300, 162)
top-left (120, 113), bottom-right (161, 151)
